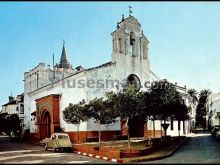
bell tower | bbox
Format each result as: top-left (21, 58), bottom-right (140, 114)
top-left (111, 9), bottom-right (150, 73)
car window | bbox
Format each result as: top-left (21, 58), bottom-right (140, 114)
top-left (51, 135), bottom-right (56, 140)
top-left (58, 135), bottom-right (69, 140)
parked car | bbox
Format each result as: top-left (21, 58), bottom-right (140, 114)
top-left (215, 129), bottom-right (220, 140)
top-left (9, 131), bottom-right (21, 141)
top-left (0, 132), bottom-right (6, 136)
top-left (211, 125), bottom-right (220, 137)
top-left (45, 133), bottom-right (72, 152)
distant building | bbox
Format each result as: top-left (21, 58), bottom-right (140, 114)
top-left (1, 93), bottom-right (24, 132)
top-left (206, 93), bottom-right (220, 129)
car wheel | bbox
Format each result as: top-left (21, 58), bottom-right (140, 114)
top-left (68, 147), bottom-right (73, 153)
top-left (60, 148), bottom-right (64, 152)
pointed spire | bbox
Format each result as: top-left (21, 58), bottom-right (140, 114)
top-left (59, 40), bottom-right (71, 69)
top-left (60, 40), bottom-right (67, 63)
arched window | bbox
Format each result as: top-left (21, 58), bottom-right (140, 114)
top-left (130, 32), bottom-right (136, 56)
top-left (118, 38), bottom-right (122, 53)
top-left (126, 74), bottom-right (141, 91)
top-left (112, 39), bottom-right (117, 52)
top-left (130, 32), bottom-right (135, 45)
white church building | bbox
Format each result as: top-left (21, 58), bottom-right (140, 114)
top-left (23, 13), bottom-right (192, 142)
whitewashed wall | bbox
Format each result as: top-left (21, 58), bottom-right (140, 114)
top-left (2, 104), bottom-right (17, 115)
top-left (209, 99), bottom-right (220, 126)
top-left (147, 120), bottom-right (190, 136)
top-left (24, 15), bottom-right (158, 134)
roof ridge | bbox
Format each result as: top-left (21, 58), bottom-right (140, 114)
top-left (85, 61), bottom-right (116, 72)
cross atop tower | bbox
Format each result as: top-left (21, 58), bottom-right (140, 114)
top-left (128, 6), bottom-right (132, 16)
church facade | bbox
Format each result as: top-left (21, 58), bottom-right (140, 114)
top-left (24, 14), bottom-right (163, 142)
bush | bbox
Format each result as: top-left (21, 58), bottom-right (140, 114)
top-left (151, 138), bottom-right (162, 149)
top-left (162, 135), bottom-right (171, 142)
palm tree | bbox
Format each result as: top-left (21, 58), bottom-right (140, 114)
top-left (187, 88), bottom-right (198, 105)
top-left (198, 89), bottom-right (212, 113)
top-left (196, 89), bottom-right (212, 128)
top-left (199, 89), bottom-right (211, 99)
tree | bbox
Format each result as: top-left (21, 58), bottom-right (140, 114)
top-left (170, 99), bottom-right (189, 136)
top-left (148, 80), bottom-right (181, 137)
top-left (63, 101), bottom-right (88, 143)
top-left (0, 113), bottom-right (21, 136)
top-left (143, 91), bottom-right (159, 138)
top-left (0, 113), bottom-right (9, 134)
top-left (86, 97), bottom-right (118, 148)
top-left (109, 86), bottom-right (143, 149)
top-left (196, 89), bottom-right (211, 128)
top-left (187, 88), bottom-right (198, 105)
top-left (8, 114), bottom-right (21, 132)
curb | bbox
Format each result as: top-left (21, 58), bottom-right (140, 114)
top-left (126, 138), bottom-right (189, 163)
top-left (31, 138), bottom-right (188, 163)
top-left (73, 151), bottom-right (123, 163)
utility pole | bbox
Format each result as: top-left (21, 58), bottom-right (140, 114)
top-left (53, 53), bottom-right (55, 80)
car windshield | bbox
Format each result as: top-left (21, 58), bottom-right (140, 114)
top-left (58, 135), bottom-right (69, 139)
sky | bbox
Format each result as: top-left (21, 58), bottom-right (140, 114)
top-left (0, 2), bottom-right (220, 105)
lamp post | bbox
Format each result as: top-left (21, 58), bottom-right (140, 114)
top-left (98, 109), bottom-right (101, 148)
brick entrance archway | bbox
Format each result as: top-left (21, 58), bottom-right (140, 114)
top-left (36, 94), bottom-right (61, 140)
top-left (40, 111), bottom-right (51, 139)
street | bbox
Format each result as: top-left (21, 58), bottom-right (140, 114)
top-left (140, 131), bottom-right (220, 164)
top-left (0, 136), bottom-right (112, 164)
top-left (1, 131), bottom-right (220, 164)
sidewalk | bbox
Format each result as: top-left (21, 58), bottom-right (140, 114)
top-left (122, 137), bottom-right (189, 163)
top-left (29, 136), bottom-right (189, 163)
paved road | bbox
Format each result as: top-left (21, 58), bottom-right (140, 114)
top-left (139, 131), bottom-right (220, 164)
top-left (1, 131), bottom-right (220, 164)
top-left (0, 136), bottom-right (113, 164)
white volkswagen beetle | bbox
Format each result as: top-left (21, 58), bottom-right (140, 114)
top-left (45, 133), bottom-right (72, 152)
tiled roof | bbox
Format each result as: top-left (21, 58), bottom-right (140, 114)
top-left (85, 61), bottom-right (115, 72)
top-left (2, 100), bottom-right (16, 106)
